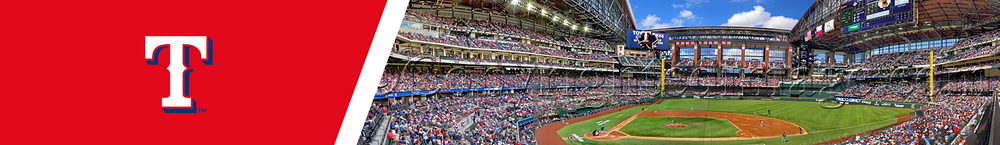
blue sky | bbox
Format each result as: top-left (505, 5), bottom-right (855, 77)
top-left (629, 0), bottom-right (815, 30)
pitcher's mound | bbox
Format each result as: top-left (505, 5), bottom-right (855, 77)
top-left (664, 123), bottom-right (688, 128)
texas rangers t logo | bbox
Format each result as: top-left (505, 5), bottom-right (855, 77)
top-left (145, 36), bottom-right (213, 113)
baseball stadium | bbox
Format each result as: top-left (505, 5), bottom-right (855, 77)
top-left (359, 0), bottom-right (1000, 144)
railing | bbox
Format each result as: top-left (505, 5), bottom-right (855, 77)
top-left (375, 84), bottom-right (654, 99)
top-left (388, 53), bottom-right (616, 72)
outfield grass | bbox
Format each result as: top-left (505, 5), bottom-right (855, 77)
top-left (556, 99), bottom-right (914, 145)
top-left (646, 99), bottom-right (913, 131)
top-left (618, 117), bottom-right (740, 138)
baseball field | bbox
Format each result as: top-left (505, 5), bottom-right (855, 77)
top-left (537, 99), bottom-right (915, 145)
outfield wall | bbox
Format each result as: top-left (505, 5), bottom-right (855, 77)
top-left (657, 96), bottom-right (923, 109)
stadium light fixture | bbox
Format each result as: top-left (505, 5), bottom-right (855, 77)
top-left (541, 9), bottom-right (547, 16)
top-left (511, 0), bottom-right (519, 5)
top-left (527, 4), bottom-right (534, 11)
top-left (572, 25), bottom-right (577, 30)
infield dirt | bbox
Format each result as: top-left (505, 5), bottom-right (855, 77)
top-left (534, 100), bottom-right (663, 145)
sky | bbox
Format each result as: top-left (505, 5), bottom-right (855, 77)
top-left (629, 0), bottom-right (815, 30)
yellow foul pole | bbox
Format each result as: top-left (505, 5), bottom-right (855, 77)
top-left (661, 58), bottom-right (666, 95)
top-left (930, 51), bottom-right (934, 100)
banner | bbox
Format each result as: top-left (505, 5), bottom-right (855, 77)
top-left (835, 97), bottom-right (862, 103)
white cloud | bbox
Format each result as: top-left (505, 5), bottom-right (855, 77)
top-left (731, 0), bottom-right (766, 3)
top-left (688, 0), bottom-right (710, 3)
top-left (723, 6), bottom-right (770, 27)
top-left (672, 0), bottom-right (709, 8)
top-left (670, 18), bottom-right (685, 26)
top-left (640, 14), bottom-right (660, 27)
top-left (640, 10), bottom-right (702, 29)
top-left (763, 16), bottom-right (798, 30)
top-left (722, 6), bottom-right (798, 30)
top-left (679, 10), bottom-right (696, 19)
top-left (640, 14), bottom-right (683, 29)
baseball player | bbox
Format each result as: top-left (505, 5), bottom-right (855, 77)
top-left (782, 132), bottom-right (786, 142)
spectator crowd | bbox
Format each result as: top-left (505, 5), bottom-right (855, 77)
top-left (851, 29), bottom-right (999, 70)
top-left (839, 94), bottom-right (992, 145)
top-left (770, 60), bottom-right (787, 69)
top-left (946, 43), bottom-right (1000, 62)
top-left (367, 86), bottom-right (657, 145)
top-left (839, 81), bottom-right (930, 102)
top-left (619, 56), bottom-right (663, 67)
top-left (378, 69), bottom-right (657, 93)
top-left (392, 48), bottom-right (613, 70)
top-left (674, 58), bottom-right (695, 67)
top-left (849, 48), bottom-right (944, 70)
top-left (951, 29), bottom-right (1000, 49)
top-left (678, 77), bottom-right (787, 87)
top-left (940, 77), bottom-right (1000, 92)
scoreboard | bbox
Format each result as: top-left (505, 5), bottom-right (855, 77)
top-left (626, 29), bottom-right (669, 50)
top-left (839, 0), bottom-right (914, 35)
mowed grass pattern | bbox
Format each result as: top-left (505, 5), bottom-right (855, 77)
top-left (557, 99), bottom-right (915, 145)
top-left (647, 99), bottom-right (913, 131)
top-left (619, 117), bottom-right (740, 138)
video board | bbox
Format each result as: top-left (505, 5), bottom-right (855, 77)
top-left (626, 29), bottom-right (669, 50)
top-left (839, 0), bottom-right (913, 35)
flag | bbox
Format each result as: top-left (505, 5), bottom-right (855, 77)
top-left (816, 26), bottom-right (823, 36)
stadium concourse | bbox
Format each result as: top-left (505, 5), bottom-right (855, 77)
top-left (357, 0), bottom-right (1000, 145)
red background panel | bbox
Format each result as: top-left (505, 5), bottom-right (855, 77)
top-left (0, 0), bottom-right (386, 144)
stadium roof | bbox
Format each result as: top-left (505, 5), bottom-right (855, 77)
top-left (538, 0), bottom-right (637, 40)
top-left (790, 0), bottom-right (1000, 53)
top-left (405, 0), bottom-right (635, 43)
